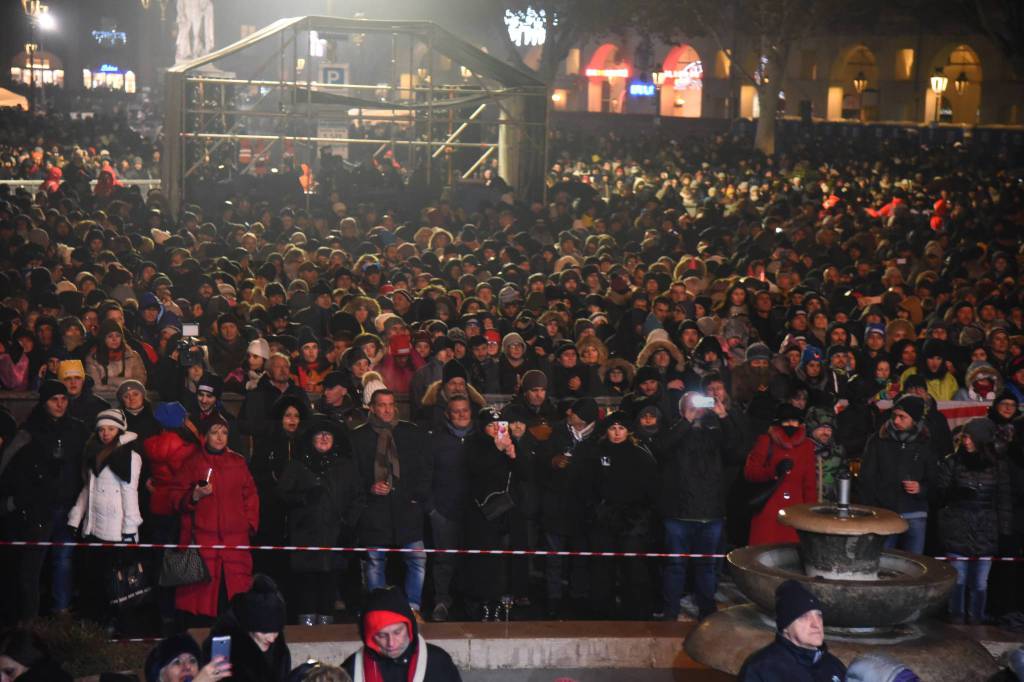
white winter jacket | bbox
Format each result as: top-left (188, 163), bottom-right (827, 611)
top-left (67, 432), bottom-right (143, 542)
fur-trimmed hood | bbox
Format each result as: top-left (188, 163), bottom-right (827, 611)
top-left (599, 357), bottom-right (637, 384)
top-left (342, 295), bottom-right (382, 318)
top-left (576, 335), bottom-right (609, 366)
top-left (636, 338), bottom-right (686, 372)
top-left (421, 379), bottom-right (487, 407)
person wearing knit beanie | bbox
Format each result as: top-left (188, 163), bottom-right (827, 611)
top-left (247, 337), bottom-right (270, 360)
top-left (441, 359), bottom-right (467, 385)
top-left (38, 378), bottom-right (68, 404)
top-left (116, 379), bottom-right (146, 403)
top-left (893, 395), bottom-right (925, 423)
top-left (737, 579), bottom-right (846, 680)
top-left (144, 633), bottom-right (231, 682)
top-left (95, 408), bottom-right (127, 433)
top-left (520, 369), bottom-right (547, 392)
top-left (154, 401), bottom-right (189, 430)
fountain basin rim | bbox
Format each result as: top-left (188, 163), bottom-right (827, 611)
top-left (778, 503), bottom-right (909, 536)
top-left (729, 545), bottom-right (956, 587)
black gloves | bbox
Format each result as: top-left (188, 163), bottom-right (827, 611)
top-left (775, 459), bottom-right (794, 477)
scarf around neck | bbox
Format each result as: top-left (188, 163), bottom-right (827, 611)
top-left (369, 413), bottom-right (400, 484)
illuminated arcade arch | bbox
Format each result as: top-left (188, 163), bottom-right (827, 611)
top-left (585, 43), bottom-right (629, 113)
top-left (659, 44), bottom-right (702, 117)
top-left (925, 44), bottom-right (982, 124)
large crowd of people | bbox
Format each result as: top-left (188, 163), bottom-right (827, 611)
top-left (0, 103), bottom-right (1023, 668)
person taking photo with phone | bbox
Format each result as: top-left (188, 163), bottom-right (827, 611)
top-left (166, 416), bottom-right (259, 625)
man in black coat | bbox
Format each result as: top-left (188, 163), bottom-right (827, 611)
top-left (350, 389), bottom-right (430, 618)
top-left (0, 380), bottom-right (87, 620)
top-left (424, 394), bottom-right (474, 622)
top-left (538, 396), bottom-right (598, 617)
top-left (343, 587), bottom-right (462, 681)
top-left (738, 580), bottom-right (846, 682)
top-left (656, 391), bottom-right (743, 620)
top-left (856, 394), bottom-right (937, 555)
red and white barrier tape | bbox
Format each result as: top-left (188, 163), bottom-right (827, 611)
top-left (0, 539), bottom-right (1018, 561)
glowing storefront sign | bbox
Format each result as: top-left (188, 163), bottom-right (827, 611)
top-left (585, 67), bottom-right (630, 79)
top-left (99, 63), bottom-right (121, 73)
top-left (664, 61), bottom-right (703, 90)
top-left (629, 82), bottom-right (656, 96)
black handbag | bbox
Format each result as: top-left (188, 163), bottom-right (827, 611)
top-left (108, 559), bottom-right (152, 606)
top-left (746, 443), bottom-right (783, 514)
top-left (159, 515), bottom-right (211, 588)
top-left (476, 472), bottom-right (516, 521)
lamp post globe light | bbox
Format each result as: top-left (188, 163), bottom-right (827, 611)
top-left (954, 71), bottom-right (968, 96)
top-left (930, 67), bottom-right (948, 123)
top-left (852, 71), bottom-right (868, 122)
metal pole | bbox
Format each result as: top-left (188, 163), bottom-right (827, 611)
top-left (461, 145), bottom-right (495, 179)
top-left (431, 103), bottom-right (487, 158)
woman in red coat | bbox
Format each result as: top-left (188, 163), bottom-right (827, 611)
top-left (143, 401), bottom-right (203, 632)
top-left (166, 415), bottom-right (259, 623)
top-left (744, 404), bottom-right (817, 545)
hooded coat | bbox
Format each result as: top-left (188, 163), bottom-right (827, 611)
top-left (166, 442), bottom-right (260, 617)
top-left (277, 416), bottom-right (362, 573)
top-left (745, 425), bottom-right (817, 545)
top-left (342, 587), bottom-right (462, 682)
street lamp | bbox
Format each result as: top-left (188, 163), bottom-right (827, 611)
top-left (930, 67), bottom-right (948, 123)
top-left (953, 71), bottom-right (968, 96)
top-left (652, 71), bottom-right (666, 116)
top-left (22, 0), bottom-right (56, 112)
top-left (852, 71), bottom-right (868, 122)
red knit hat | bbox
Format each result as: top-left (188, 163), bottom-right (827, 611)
top-left (363, 609), bottom-right (411, 655)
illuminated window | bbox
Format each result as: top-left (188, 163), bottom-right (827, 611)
top-left (125, 70), bottom-right (136, 94)
top-left (83, 68), bottom-right (92, 89)
top-left (894, 48), bottom-right (914, 80)
top-left (565, 48), bottom-right (579, 75)
top-left (714, 50), bottom-right (730, 79)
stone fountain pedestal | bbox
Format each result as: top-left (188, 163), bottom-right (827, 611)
top-left (685, 604), bottom-right (999, 681)
top-left (685, 503), bottom-right (1000, 680)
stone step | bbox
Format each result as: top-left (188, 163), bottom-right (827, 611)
top-left (184, 619), bottom-right (1024, 678)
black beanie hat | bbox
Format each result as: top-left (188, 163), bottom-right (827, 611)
top-left (478, 406), bottom-right (501, 427)
top-left (635, 365), bottom-right (660, 385)
top-left (570, 397), bottom-right (599, 424)
top-left (235, 574), bottom-right (286, 633)
top-left (442, 359), bottom-right (468, 385)
top-left (775, 579), bottom-right (822, 631)
top-left (894, 395), bottom-right (925, 423)
top-left (774, 403), bottom-right (805, 424)
top-left (144, 634), bottom-right (201, 682)
top-left (600, 409), bottom-right (631, 433)
top-left (38, 379), bottom-right (69, 403)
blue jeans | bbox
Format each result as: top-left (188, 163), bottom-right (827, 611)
top-left (883, 515), bottom-right (927, 554)
top-left (948, 554), bottom-right (992, 591)
top-left (662, 518), bottom-right (723, 618)
top-left (363, 540), bottom-right (426, 611)
top-left (18, 510), bottom-right (74, 619)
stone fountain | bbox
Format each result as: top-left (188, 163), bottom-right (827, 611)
top-left (685, 474), bottom-right (999, 681)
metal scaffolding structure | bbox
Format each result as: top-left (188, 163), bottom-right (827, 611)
top-left (162, 16), bottom-right (548, 215)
